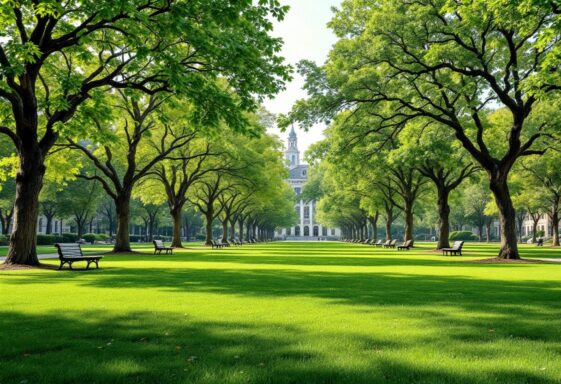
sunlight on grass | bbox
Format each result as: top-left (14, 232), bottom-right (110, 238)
top-left (1, 242), bottom-right (560, 383)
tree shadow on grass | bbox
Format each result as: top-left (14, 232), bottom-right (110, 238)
top-left (0, 310), bottom-right (557, 384)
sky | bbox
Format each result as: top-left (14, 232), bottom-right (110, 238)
top-left (262, 0), bottom-right (341, 156)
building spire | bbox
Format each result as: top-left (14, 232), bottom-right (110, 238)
top-left (285, 125), bottom-right (300, 168)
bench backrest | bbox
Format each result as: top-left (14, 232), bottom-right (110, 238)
top-left (404, 240), bottom-right (413, 247)
top-left (390, 239), bottom-right (397, 245)
top-left (384, 240), bottom-right (391, 245)
top-left (56, 243), bottom-right (83, 259)
top-left (153, 240), bottom-right (164, 248)
top-left (452, 241), bottom-right (464, 250)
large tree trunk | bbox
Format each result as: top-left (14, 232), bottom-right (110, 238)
top-left (5, 149), bottom-right (45, 266)
top-left (204, 210), bottom-right (214, 246)
top-left (551, 209), bottom-right (560, 246)
top-left (403, 200), bottom-right (414, 242)
top-left (436, 187), bottom-right (451, 249)
top-left (476, 224), bottom-right (483, 242)
top-left (171, 207), bottom-right (183, 248)
top-left (229, 219), bottom-right (236, 240)
top-left (114, 193), bottom-right (132, 252)
top-left (221, 219), bottom-right (229, 244)
top-left (368, 213), bottom-right (378, 243)
top-left (489, 175), bottom-right (519, 259)
top-left (45, 214), bottom-right (54, 235)
top-left (531, 218), bottom-right (539, 243)
top-left (485, 221), bottom-right (492, 243)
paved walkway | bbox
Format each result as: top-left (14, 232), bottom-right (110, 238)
top-left (0, 253), bottom-right (58, 263)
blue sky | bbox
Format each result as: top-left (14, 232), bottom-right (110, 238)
top-left (263, 0), bottom-right (342, 155)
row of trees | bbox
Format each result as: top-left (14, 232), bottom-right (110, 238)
top-left (282, 0), bottom-right (561, 259)
top-left (0, 0), bottom-right (294, 265)
top-left (0, 0), bottom-right (296, 264)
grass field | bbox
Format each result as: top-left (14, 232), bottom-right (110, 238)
top-left (1, 242), bottom-right (560, 383)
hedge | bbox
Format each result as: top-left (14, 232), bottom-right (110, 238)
top-left (449, 231), bottom-right (478, 241)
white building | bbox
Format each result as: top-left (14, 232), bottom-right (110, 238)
top-left (279, 127), bottom-right (341, 240)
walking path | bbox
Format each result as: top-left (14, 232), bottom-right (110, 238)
top-left (0, 253), bottom-right (58, 263)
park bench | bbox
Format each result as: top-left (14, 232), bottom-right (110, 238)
top-left (55, 243), bottom-right (102, 270)
top-left (397, 240), bottom-right (414, 251)
top-left (537, 238), bottom-right (544, 246)
top-left (211, 240), bottom-right (225, 249)
top-left (383, 239), bottom-right (397, 248)
top-left (231, 238), bottom-right (242, 246)
top-left (373, 239), bottom-right (383, 247)
top-left (153, 240), bottom-right (173, 255)
top-left (442, 241), bottom-right (464, 256)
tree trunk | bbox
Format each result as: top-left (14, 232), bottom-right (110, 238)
top-left (114, 193), bottom-right (132, 252)
top-left (551, 209), bottom-right (560, 246)
top-left (385, 217), bottom-right (393, 241)
top-left (531, 218), bottom-right (539, 243)
top-left (404, 200), bottom-right (414, 242)
top-left (489, 175), bottom-right (519, 259)
top-left (229, 219), bottom-right (236, 240)
top-left (204, 210), bottom-right (214, 246)
top-left (436, 187), bottom-right (451, 249)
top-left (476, 224), bottom-right (483, 242)
top-left (221, 219), bottom-right (229, 244)
top-left (368, 213), bottom-right (378, 243)
top-left (171, 206), bottom-right (183, 248)
top-left (485, 222), bottom-right (491, 243)
top-left (45, 214), bottom-right (54, 235)
top-left (238, 219), bottom-right (245, 242)
top-left (5, 149), bottom-right (45, 266)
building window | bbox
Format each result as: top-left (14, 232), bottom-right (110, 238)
top-left (38, 218), bottom-right (43, 233)
top-left (304, 206), bottom-right (310, 219)
top-left (331, 229), bottom-right (335, 236)
top-left (304, 226), bottom-right (310, 236)
top-left (295, 206), bottom-right (300, 218)
top-left (322, 227), bottom-right (327, 236)
top-left (287, 227), bottom-right (291, 236)
top-left (302, 170), bottom-right (307, 176)
top-left (313, 226), bottom-right (319, 236)
top-left (295, 226), bottom-right (301, 236)
top-left (295, 187), bottom-right (301, 199)
top-left (291, 155), bottom-right (296, 165)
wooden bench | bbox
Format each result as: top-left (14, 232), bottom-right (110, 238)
top-left (442, 241), bottom-right (464, 256)
top-left (55, 243), bottom-right (102, 270)
top-left (383, 239), bottom-right (397, 248)
top-left (231, 238), bottom-right (242, 246)
top-left (211, 240), bottom-right (224, 249)
top-left (153, 240), bottom-right (173, 255)
top-left (397, 240), bottom-right (414, 251)
top-left (373, 240), bottom-right (383, 247)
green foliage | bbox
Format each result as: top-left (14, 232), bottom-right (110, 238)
top-left (449, 231), bottom-right (478, 241)
top-left (82, 233), bottom-right (96, 243)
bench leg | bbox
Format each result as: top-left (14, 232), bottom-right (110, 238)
top-left (59, 261), bottom-right (64, 270)
top-left (68, 261), bottom-right (73, 270)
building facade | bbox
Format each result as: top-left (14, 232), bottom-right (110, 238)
top-left (278, 127), bottom-right (341, 240)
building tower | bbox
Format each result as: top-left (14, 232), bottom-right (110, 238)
top-left (285, 125), bottom-right (300, 169)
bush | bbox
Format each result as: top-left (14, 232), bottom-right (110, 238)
top-left (62, 233), bottom-right (79, 242)
top-left (449, 231), bottom-right (478, 241)
top-left (195, 234), bottom-right (206, 241)
top-left (129, 235), bottom-right (142, 242)
top-left (82, 233), bottom-right (96, 243)
top-left (95, 233), bottom-right (109, 241)
top-left (0, 234), bottom-right (7, 246)
top-left (37, 234), bottom-right (64, 245)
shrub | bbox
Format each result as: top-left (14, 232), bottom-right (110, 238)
top-left (82, 233), bottom-right (96, 243)
top-left (95, 233), bottom-right (109, 241)
top-left (37, 234), bottom-right (64, 245)
top-left (129, 235), bottom-right (142, 242)
top-left (62, 233), bottom-right (79, 242)
top-left (449, 231), bottom-right (478, 241)
top-left (0, 234), bottom-right (7, 246)
top-left (195, 234), bottom-right (206, 241)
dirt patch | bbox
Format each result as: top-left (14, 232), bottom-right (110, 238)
top-left (0, 263), bottom-right (59, 271)
top-left (469, 257), bottom-right (550, 264)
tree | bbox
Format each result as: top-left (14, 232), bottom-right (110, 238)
top-left (0, 0), bottom-right (290, 265)
top-left (285, 1), bottom-right (560, 259)
top-left (67, 93), bottom-right (198, 252)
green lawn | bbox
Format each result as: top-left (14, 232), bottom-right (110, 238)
top-left (1, 242), bottom-right (560, 383)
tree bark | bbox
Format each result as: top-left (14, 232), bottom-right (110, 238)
top-left (238, 218), bottom-right (245, 242)
top-left (489, 174), bottom-right (519, 259)
top-left (204, 210), bottom-right (214, 246)
top-left (5, 148), bottom-right (45, 266)
top-left (404, 200), bottom-right (414, 242)
top-left (221, 219), bottom-right (229, 244)
top-left (385, 217), bottom-right (393, 241)
top-left (436, 187), bottom-right (451, 249)
top-left (114, 193), bottom-right (132, 252)
top-left (551, 208), bottom-right (560, 246)
top-left (171, 206), bottom-right (183, 248)
top-left (485, 221), bottom-right (492, 243)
